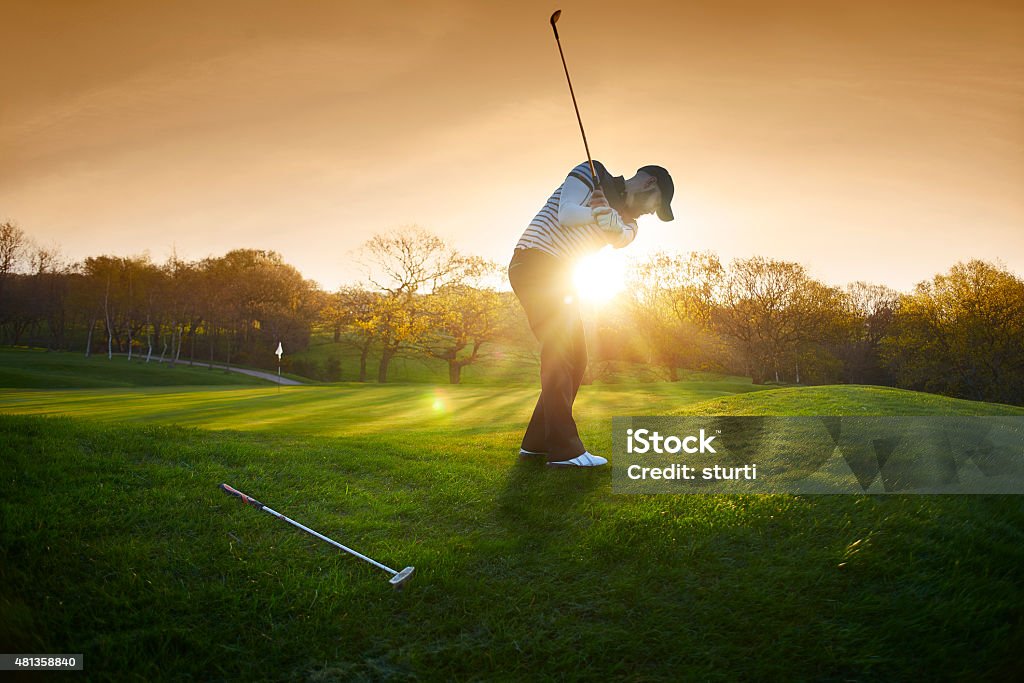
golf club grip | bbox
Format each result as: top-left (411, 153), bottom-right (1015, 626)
top-left (219, 483), bottom-right (264, 510)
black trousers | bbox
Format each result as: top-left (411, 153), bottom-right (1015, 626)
top-left (508, 248), bottom-right (587, 462)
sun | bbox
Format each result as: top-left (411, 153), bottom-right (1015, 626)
top-left (573, 247), bottom-right (626, 303)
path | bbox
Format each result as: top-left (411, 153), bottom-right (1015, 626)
top-left (112, 354), bottom-right (305, 385)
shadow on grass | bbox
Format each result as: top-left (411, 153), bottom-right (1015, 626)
top-left (495, 458), bottom-right (604, 535)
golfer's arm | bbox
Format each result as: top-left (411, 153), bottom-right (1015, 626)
top-left (557, 176), bottom-right (599, 227)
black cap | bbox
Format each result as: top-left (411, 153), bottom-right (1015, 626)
top-left (638, 165), bottom-right (675, 222)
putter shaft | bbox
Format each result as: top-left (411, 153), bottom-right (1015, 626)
top-left (220, 483), bottom-right (414, 587)
top-left (260, 504), bottom-right (398, 575)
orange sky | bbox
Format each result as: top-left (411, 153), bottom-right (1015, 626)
top-left (2, 0), bottom-right (1022, 291)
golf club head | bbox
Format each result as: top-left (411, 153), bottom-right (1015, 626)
top-left (550, 9), bottom-right (561, 26)
top-left (389, 566), bottom-right (415, 589)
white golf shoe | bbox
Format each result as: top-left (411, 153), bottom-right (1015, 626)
top-left (518, 448), bottom-right (547, 458)
top-left (546, 451), bottom-right (608, 467)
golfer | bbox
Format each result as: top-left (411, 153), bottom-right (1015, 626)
top-left (509, 161), bottom-right (675, 467)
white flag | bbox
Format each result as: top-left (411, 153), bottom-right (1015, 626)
top-left (275, 342), bottom-right (283, 360)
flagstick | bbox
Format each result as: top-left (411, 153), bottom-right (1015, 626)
top-left (275, 341), bottom-right (284, 395)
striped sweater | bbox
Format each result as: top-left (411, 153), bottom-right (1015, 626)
top-left (515, 161), bottom-right (638, 262)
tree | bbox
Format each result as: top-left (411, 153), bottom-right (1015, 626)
top-left (197, 249), bottom-right (319, 369)
top-left (0, 221), bottom-right (28, 302)
top-left (328, 286), bottom-right (381, 382)
top-left (786, 278), bottom-right (850, 384)
top-left (81, 256), bottom-right (127, 358)
top-left (883, 260), bottom-right (1024, 404)
top-left (713, 257), bottom-right (845, 384)
top-left (159, 251), bottom-right (198, 365)
top-left (419, 259), bottom-right (505, 384)
top-left (625, 251), bottom-right (725, 380)
top-left (835, 281), bottom-right (899, 384)
top-left (28, 244), bottom-right (72, 350)
top-left (357, 226), bottom-right (469, 383)
top-left (0, 221), bottom-right (31, 342)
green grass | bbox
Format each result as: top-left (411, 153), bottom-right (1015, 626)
top-left (1, 378), bottom-right (1023, 680)
top-left (0, 378), bottom-right (767, 436)
top-left (674, 384), bottom-right (1024, 416)
top-left (0, 347), bottom-right (273, 388)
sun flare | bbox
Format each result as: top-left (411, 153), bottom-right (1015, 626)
top-left (573, 248), bottom-right (626, 303)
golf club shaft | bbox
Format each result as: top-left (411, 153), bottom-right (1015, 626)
top-left (550, 10), bottom-right (598, 186)
top-left (261, 505), bottom-right (398, 575)
top-left (219, 483), bottom-right (397, 575)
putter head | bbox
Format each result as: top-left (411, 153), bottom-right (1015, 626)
top-left (389, 566), bottom-right (415, 589)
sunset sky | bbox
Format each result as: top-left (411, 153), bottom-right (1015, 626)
top-left (2, 0), bottom-right (1021, 292)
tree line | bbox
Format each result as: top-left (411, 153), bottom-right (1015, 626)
top-left (1, 220), bottom-right (1021, 405)
top-left (0, 221), bottom-right (319, 369)
top-left (614, 251), bottom-right (1023, 405)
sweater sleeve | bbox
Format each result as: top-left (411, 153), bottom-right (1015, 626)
top-left (609, 220), bottom-right (638, 249)
top-left (557, 176), bottom-right (598, 227)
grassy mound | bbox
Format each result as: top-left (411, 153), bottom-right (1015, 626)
top-left (680, 384), bottom-right (1024, 416)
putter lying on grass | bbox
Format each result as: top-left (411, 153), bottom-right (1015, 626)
top-left (219, 483), bottom-right (415, 588)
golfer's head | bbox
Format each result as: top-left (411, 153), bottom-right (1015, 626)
top-left (626, 166), bottom-right (675, 221)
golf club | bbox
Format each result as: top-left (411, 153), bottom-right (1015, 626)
top-left (549, 9), bottom-right (601, 191)
top-left (219, 483), bottom-right (415, 588)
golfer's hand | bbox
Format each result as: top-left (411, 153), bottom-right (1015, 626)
top-left (589, 188), bottom-right (609, 208)
top-left (592, 206), bottom-right (625, 234)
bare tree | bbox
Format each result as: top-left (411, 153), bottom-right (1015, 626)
top-left (29, 244), bottom-right (72, 350)
top-left (626, 251), bottom-right (725, 380)
top-left (714, 257), bottom-right (838, 384)
top-left (360, 226), bottom-right (464, 297)
top-left (839, 281), bottom-right (899, 384)
top-left (356, 226), bottom-right (471, 382)
top-left (0, 221), bottom-right (29, 309)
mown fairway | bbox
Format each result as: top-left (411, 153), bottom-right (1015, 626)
top-left (1, 350), bottom-right (1022, 681)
